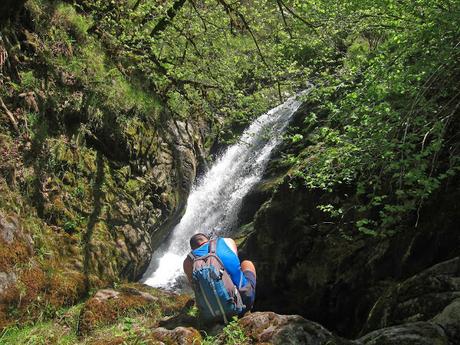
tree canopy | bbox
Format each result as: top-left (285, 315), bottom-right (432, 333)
top-left (3, 0), bottom-right (460, 236)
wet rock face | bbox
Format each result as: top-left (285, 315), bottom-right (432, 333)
top-left (107, 117), bottom-right (208, 281)
top-left (0, 214), bottom-right (33, 294)
top-left (147, 118), bottom-right (202, 252)
top-left (90, 116), bottom-right (207, 282)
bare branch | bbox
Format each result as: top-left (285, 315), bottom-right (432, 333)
top-left (277, 0), bottom-right (319, 30)
top-left (189, 0), bottom-right (208, 32)
top-left (0, 96), bottom-right (19, 133)
top-left (276, 0), bottom-right (292, 39)
top-left (216, 0), bottom-right (270, 70)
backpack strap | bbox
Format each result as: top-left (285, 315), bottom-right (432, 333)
top-left (208, 238), bottom-right (218, 254)
top-left (188, 252), bottom-right (196, 261)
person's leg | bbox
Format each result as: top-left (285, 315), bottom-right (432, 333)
top-left (240, 260), bottom-right (257, 312)
top-left (241, 260), bottom-right (256, 277)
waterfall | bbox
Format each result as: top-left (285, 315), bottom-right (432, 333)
top-left (141, 91), bottom-right (308, 289)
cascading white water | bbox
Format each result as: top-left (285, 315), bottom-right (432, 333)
top-left (141, 91), bottom-right (308, 289)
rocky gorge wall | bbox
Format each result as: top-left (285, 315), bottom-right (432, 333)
top-left (0, 0), bottom-right (210, 329)
top-left (236, 103), bottom-right (460, 342)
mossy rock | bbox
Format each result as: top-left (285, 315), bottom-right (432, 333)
top-left (0, 214), bottom-right (33, 273)
top-left (0, 212), bottom-right (88, 330)
top-left (77, 284), bottom-right (193, 336)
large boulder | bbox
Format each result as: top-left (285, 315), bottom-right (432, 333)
top-left (237, 312), bottom-right (453, 345)
top-left (362, 257), bottom-right (460, 333)
top-left (358, 322), bottom-right (449, 345)
top-left (238, 312), bottom-right (354, 345)
top-left (77, 284), bottom-right (193, 335)
top-left (432, 298), bottom-right (460, 343)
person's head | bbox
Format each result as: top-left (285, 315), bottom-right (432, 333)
top-left (189, 233), bottom-right (209, 250)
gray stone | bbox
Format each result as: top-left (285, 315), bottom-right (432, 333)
top-left (432, 298), bottom-right (460, 343)
top-left (358, 322), bottom-right (448, 345)
top-left (92, 287), bottom-right (157, 304)
top-left (120, 286), bottom-right (158, 303)
top-left (363, 257), bottom-right (460, 333)
top-left (0, 271), bottom-right (17, 295)
top-left (0, 215), bottom-right (19, 244)
top-left (93, 289), bottom-right (120, 301)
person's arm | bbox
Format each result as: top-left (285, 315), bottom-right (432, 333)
top-left (183, 256), bottom-right (193, 283)
top-left (224, 238), bottom-right (238, 255)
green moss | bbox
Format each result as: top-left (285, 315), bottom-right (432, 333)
top-left (78, 41), bottom-right (106, 82)
top-left (201, 317), bottom-right (250, 345)
top-left (25, 0), bottom-right (45, 21)
top-left (125, 179), bottom-right (141, 195)
top-left (0, 322), bottom-right (78, 345)
top-left (54, 3), bottom-right (93, 43)
top-left (187, 305), bottom-right (199, 317)
top-left (0, 0), bottom-right (180, 333)
top-left (234, 222), bottom-right (254, 248)
top-left (108, 75), bottom-right (161, 115)
top-left (19, 71), bottom-right (40, 91)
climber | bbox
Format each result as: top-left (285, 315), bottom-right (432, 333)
top-left (183, 233), bottom-right (256, 323)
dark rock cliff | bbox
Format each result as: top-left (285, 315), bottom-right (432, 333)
top-left (242, 174), bottom-right (459, 335)
top-left (237, 103), bottom-right (460, 341)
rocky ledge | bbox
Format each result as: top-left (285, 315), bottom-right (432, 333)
top-left (77, 283), bottom-right (457, 345)
top-left (3, 280), bottom-right (457, 345)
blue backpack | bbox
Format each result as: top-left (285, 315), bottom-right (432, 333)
top-left (188, 239), bottom-right (245, 324)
